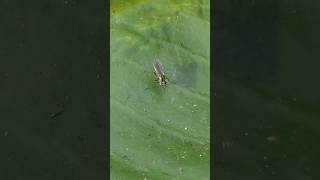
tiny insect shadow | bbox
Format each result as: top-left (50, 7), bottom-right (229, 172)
top-left (144, 75), bottom-right (164, 95)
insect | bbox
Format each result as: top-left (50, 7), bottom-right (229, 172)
top-left (153, 59), bottom-right (168, 87)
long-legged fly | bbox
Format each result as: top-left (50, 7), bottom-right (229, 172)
top-left (153, 59), bottom-right (168, 87)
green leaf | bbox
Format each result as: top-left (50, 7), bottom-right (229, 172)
top-left (111, 0), bottom-right (210, 179)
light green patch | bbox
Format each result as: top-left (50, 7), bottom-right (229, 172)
top-left (111, 0), bottom-right (210, 179)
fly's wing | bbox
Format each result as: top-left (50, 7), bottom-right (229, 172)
top-left (153, 59), bottom-right (165, 76)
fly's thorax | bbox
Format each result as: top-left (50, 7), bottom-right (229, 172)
top-left (159, 80), bottom-right (165, 86)
top-left (159, 75), bottom-right (167, 86)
